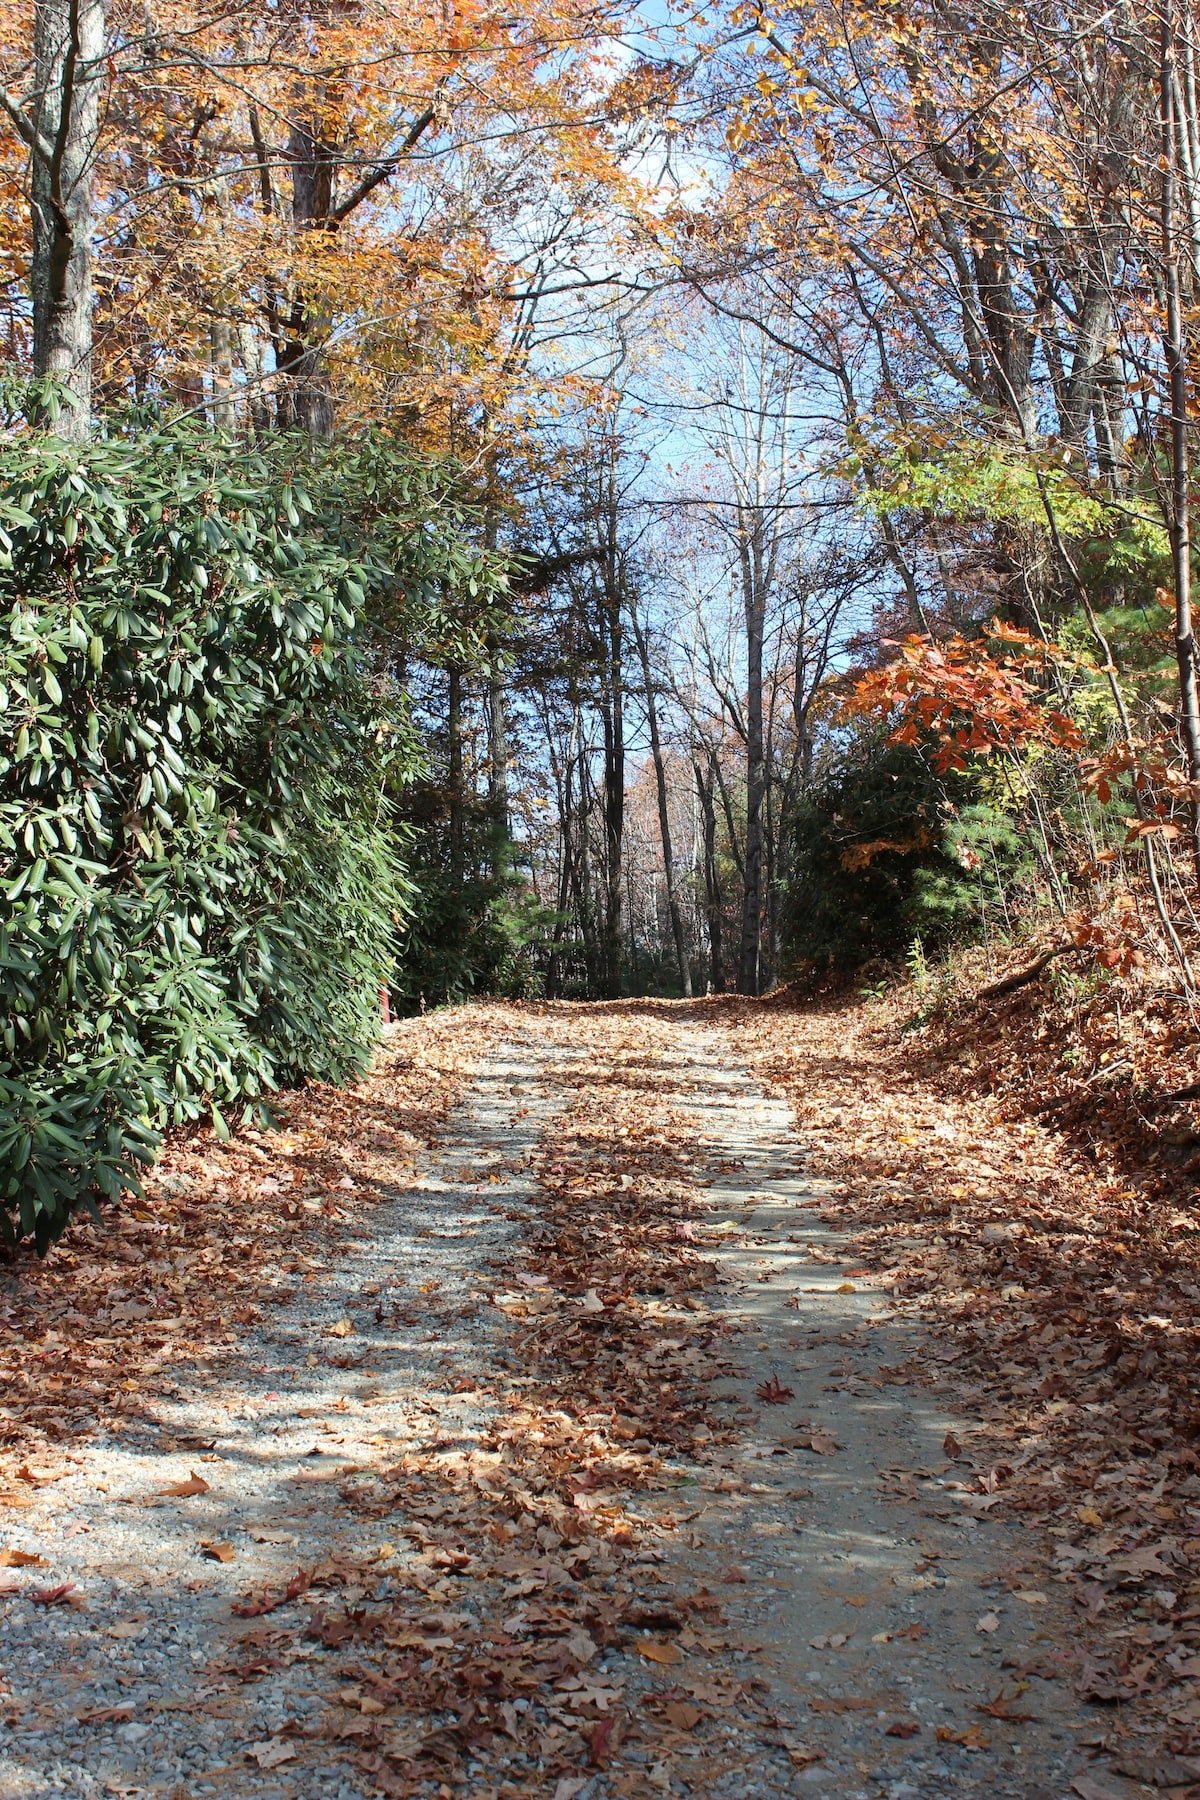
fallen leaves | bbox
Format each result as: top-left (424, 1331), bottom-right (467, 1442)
top-left (245, 1739), bottom-right (298, 1769)
top-left (0, 1006), bottom-right (492, 1489)
top-left (232, 1568), bottom-right (311, 1618)
top-left (975, 1688), bottom-right (1038, 1722)
top-left (156, 1471), bottom-right (209, 1499)
top-left (4, 995), bottom-right (1160, 1796)
top-left (30, 1581), bottom-right (78, 1608)
top-left (663, 1701), bottom-right (703, 1729)
top-left (734, 989), bottom-right (1200, 1752)
top-left (797, 1430), bottom-right (839, 1455)
top-left (1071, 1777), bottom-right (1126, 1800)
top-left (1112, 1751), bottom-right (1200, 1786)
top-left (935, 1723), bottom-right (990, 1750)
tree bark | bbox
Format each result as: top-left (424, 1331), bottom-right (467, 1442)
top-left (1162, 0), bottom-right (1200, 886)
top-left (447, 663), bottom-right (464, 890)
top-left (29, 0), bottom-right (105, 440)
top-left (211, 318), bottom-right (234, 430)
top-left (600, 574), bottom-right (624, 999)
top-left (631, 601), bottom-right (691, 997)
top-left (737, 516), bottom-right (766, 995)
top-left (486, 633), bottom-right (511, 867)
top-left (482, 448), bottom-right (510, 869)
top-left (695, 756), bottom-right (724, 993)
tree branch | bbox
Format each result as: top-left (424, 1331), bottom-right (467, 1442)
top-left (329, 105), bottom-right (437, 223)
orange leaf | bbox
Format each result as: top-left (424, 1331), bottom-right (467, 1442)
top-left (157, 1472), bottom-right (210, 1498)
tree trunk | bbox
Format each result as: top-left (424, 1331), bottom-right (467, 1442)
top-left (695, 756), bottom-right (724, 993)
top-left (447, 663), bottom-right (464, 889)
top-left (238, 323), bottom-right (271, 436)
top-left (30, 0), bottom-right (105, 440)
top-left (598, 463), bottom-right (624, 1001)
top-left (1162, 0), bottom-right (1200, 886)
top-left (737, 521), bottom-right (766, 995)
top-left (600, 595), bottom-right (624, 999)
top-left (279, 113), bottom-right (338, 437)
top-left (211, 318), bottom-right (235, 430)
top-left (486, 643), bottom-right (510, 861)
top-left (631, 602), bottom-right (692, 996)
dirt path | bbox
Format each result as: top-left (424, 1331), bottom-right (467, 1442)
top-left (0, 1004), bottom-right (1143, 1800)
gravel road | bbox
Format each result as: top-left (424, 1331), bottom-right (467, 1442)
top-left (0, 1007), bottom-right (1138, 1800)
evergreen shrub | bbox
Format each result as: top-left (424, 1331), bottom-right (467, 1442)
top-left (0, 425), bottom-right (476, 1249)
top-left (783, 732), bottom-right (1022, 969)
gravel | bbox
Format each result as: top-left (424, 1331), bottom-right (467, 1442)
top-left (0, 1009), bottom-right (1141, 1800)
top-left (0, 1044), bottom-right (555, 1799)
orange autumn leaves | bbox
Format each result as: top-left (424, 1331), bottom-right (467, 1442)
top-left (845, 623), bottom-right (1083, 776)
top-left (0, 0), bottom-right (641, 438)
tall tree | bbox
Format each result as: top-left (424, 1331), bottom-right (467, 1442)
top-left (3, 0), bottom-right (106, 437)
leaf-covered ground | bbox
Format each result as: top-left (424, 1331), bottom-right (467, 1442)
top-left (0, 996), bottom-right (1197, 1800)
top-left (737, 983), bottom-right (1200, 1791)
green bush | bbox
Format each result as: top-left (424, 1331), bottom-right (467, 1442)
top-left (783, 733), bottom-right (1016, 970)
top-left (389, 827), bottom-right (550, 1010)
top-left (0, 424), bottom-right (488, 1250)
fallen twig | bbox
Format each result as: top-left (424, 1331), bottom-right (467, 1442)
top-left (976, 945), bottom-right (1074, 1003)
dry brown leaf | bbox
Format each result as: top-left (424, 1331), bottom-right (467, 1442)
top-left (78, 1705), bottom-right (135, 1726)
top-left (663, 1702), bottom-right (703, 1730)
top-left (636, 1639), bottom-right (684, 1665)
top-left (936, 1724), bottom-right (990, 1750)
top-left (245, 1740), bottom-right (298, 1769)
top-left (157, 1472), bottom-right (210, 1498)
top-left (1071, 1778), bottom-right (1126, 1800)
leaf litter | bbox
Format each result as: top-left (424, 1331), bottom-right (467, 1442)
top-left (735, 980), bottom-right (1200, 1779)
top-left (0, 990), bottom-right (1177, 1795)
